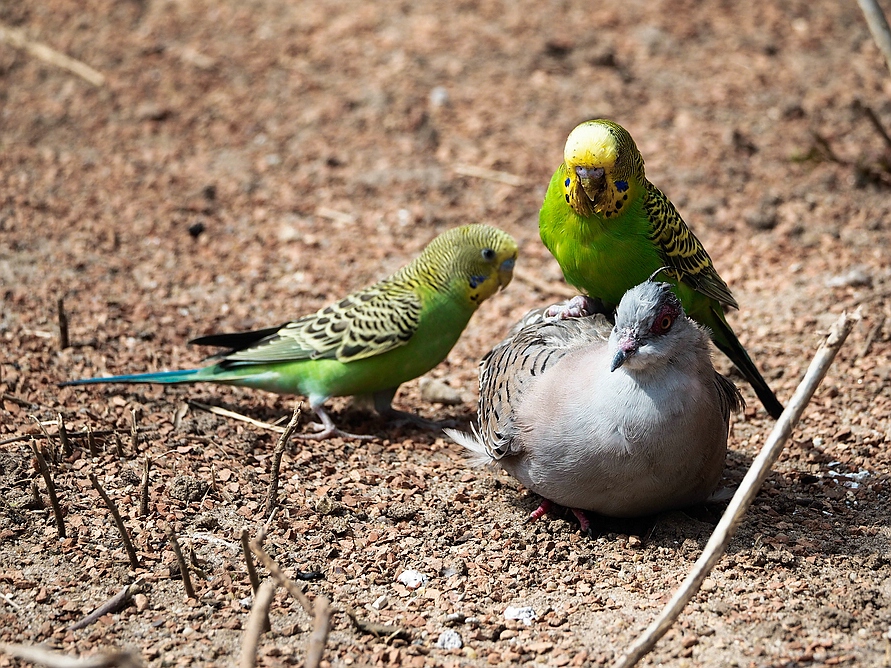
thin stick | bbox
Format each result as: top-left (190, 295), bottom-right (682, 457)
top-left (0, 22), bottom-right (106, 87)
top-left (89, 474), bottom-right (140, 570)
top-left (264, 405), bottom-right (301, 518)
top-left (29, 415), bottom-right (59, 465)
top-left (857, 0), bottom-right (891, 76)
top-left (0, 644), bottom-right (141, 668)
top-left (187, 401), bottom-right (287, 433)
top-left (57, 297), bottom-right (69, 350)
top-left (454, 164), bottom-right (525, 187)
top-left (861, 104), bottom-right (891, 151)
top-left (241, 529), bottom-right (261, 593)
top-left (513, 268), bottom-right (577, 299)
top-left (0, 429), bottom-right (118, 448)
top-left (238, 579), bottom-right (277, 668)
top-left (165, 524), bottom-right (195, 599)
top-left (859, 314), bottom-right (885, 359)
top-left (67, 578), bottom-right (146, 631)
top-left (249, 535), bottom-right (313, 615)
top-left (139, 457), bottom-right (150, 517)
top-left (57, 414), bottom-right (72, 457)
top-left (305, 595), bottom-right (332, 668)
top-left (130, 409), bottom-right (139, 453)
top-left (30, 481), bottom-right (44, 510)
top-left (31, 442), bottom-right (65, 538)
top-left (87, 424), bottom-right (98, 458)
top-left (114, 433), bottom-right (124, 458)
top-left (613, 310), bottom-right (857, 668)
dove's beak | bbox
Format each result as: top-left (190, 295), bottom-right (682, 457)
top-left (610, 332), bottom-right (639, 372)
top-left (576, 165), bottom-right (606, 203)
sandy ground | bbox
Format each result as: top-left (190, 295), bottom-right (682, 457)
top-left (2, 0), bottom-right (891, 666)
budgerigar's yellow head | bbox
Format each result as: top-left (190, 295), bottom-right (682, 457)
top-left (562, 119), bottom-right (645, 219)
top-left (412, 224), bottom-right (518, 308)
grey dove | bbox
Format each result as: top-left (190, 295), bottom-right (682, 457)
top-left (446, 280), bottom-right (744, 531)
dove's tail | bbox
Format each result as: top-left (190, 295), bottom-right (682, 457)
top-left (60, 369), bottom-right (202, 387)
top-left (444, 428), bottom-right (493, 467)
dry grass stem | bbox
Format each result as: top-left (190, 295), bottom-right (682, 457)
top-left (57, 297), bottom-right (69, 350)
top-left (30, 440), bottom-right (65, 538)
top-left (264, 405), bottom-right (301, 517)
top-left (165, 524), bottom-right (196, 599)
top-left (454, 163), bottom-right (525, 186)
top-left (614, 309), bottom-right (858, 668)
top-left (305, 595), bottom-right (332, 668)
top-left (238, 579), bottom-right (277, 668)
top-left (68, 579), bottom-right (146, 631)
top-left (89, 473), bottom-right (140, 570)
top-left (857, 0), bottom-right (891, 75)
top-left (188, 401), bottom-right (287, 433)
top-left (248, 535), bottom-right (313, 615)
top-left (0, 22), bottom-right (106, 86)
top-left (0, 644), bottom-right (142, 668)
top-left (139, 456), bottom-right (150, 517)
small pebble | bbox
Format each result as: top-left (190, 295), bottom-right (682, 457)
top-left (397, 569), bottom-right (429, 590)
top-left (504, 605), bottom-right (537, 625)
top-left (419, 377), bottom-right (464, 405)
top-left (372, 594), bottom-right (389, 610)
top-left (435, 629), bottom-right (463, 649)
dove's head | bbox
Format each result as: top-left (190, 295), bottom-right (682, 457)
top-left (609, 280), bottom-right (695, 373)
top-left (561, 119), bottom-right (646, 219)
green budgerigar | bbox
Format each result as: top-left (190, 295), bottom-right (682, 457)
top-left (62, 224), bottom-right (519, 439)
top-left (539, 119), bottom-right (783, 418)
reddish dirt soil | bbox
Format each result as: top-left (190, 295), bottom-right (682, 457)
top-left (2, 1), bottom-right (891, 666)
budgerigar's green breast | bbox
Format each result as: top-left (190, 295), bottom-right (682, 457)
top-left (540, 166), bottom-right (663, 310)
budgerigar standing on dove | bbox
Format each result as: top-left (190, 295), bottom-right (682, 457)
top-left (63, 224), bottom-right (518, 440)
top-left (538, 119), bottom-right (783, 418)
top-left (447, 280), bottom-right (744, 532)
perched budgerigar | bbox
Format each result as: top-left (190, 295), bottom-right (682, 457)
top-left (447, 280), bottom-right (744, 531)
top-left (62, 224), bottom-right (518, 439)
top-left (539, 119), bottom-right (783, 418)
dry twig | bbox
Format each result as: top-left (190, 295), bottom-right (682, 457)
top-left (249, 533), bottom-right (313, 615)
top-left (57, 297), bottom-right (69, 350)
top-left (613, 309), bottom-right (858, 668)
top-left (238, 579), bottom-right (277, 668)
top-left (30, 440), bottom-right (65, 538)
top-left (264, 405), bottom-right (301, 517)
top-left (188, 401), bottom-right (287, 433)
top-left (57, 414), bottom-right (72, 457)
top-left (0, 644), bottom-right (141, 668)
top-left (139, 456), bottom-right (150, 517)
top-left (454, 163), bottom-right (525, 186)
top-left (857, 0), bottom-right (891, 76)
top-left (129, 409), bottom-right (139, 452)
top-left (165, 524), bottom-right (196, 599)
top-left (67, 578), bottom-right (146, 631)
top-left (513, 268), bottom-right (577, 299)
top-left (87, 424), bottom-right (98, 458)
top-left (305, 595), bottom-right (332, 668)
top-left (241, 529), bottom-right (261, 593)
top-left (89, 473), bottom-right (140, 570)
top-left (0, 22), bottom-right (106, 86)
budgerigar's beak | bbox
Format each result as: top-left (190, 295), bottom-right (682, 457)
top-left (498, 257), bottom-right (516, 290)
top-left (610, 332), bottom-right (639, 372)
top-left (576, 165), bottom-right (606, 202)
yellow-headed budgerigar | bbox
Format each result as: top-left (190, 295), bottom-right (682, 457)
top-left (62, 224), bottom-right (519, 439)
top-left (538, 119), bottom-right (783, 418)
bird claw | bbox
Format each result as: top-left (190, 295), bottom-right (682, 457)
top-left (544, 295), bottom-right (606, 321)
top-left (526, 499), bottom-right (595, 536)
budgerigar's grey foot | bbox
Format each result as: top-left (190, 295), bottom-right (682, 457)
top-left (293, 407), bottom-right (376, 442)
top-left (544, 295), bottom-right (606, 321)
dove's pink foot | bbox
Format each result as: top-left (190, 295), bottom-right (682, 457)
top-left (570, 508), bottom-right (592, 534)
top-left (527, 499), bottom-right (553, 523)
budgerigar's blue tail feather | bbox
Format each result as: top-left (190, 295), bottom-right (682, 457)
top-left (60, 369), bottom-right (201, 387)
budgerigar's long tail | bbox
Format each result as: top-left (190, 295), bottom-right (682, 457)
top-left (60, 369), bottom-right (201, 387)
top-left (708, 311), bottom-right (783, 419)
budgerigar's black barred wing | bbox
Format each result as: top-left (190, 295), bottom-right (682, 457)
top-left (644, 182), bottom-right (739, 310)
top-left (214, 280), bottom-right (423, 366)
top-left (475, 313), bottom-right (613, 459)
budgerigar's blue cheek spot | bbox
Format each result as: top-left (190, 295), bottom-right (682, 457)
top-left (615, 180), bottom-right (629, 192)
top-left (469, 275), bottom-right (486, 289)
top-left (564, 177), bottom-right (571, 187)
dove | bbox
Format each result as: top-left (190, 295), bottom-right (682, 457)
top-left (62, 224), bottom-right (518, 440)
top-left (538, 118), bottom-right (782, 418)
top-left (446, 279), bottom-right (743, 531)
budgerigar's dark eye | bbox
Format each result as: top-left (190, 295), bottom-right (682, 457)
top-left (481, 248), bottom-right (496, 261)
